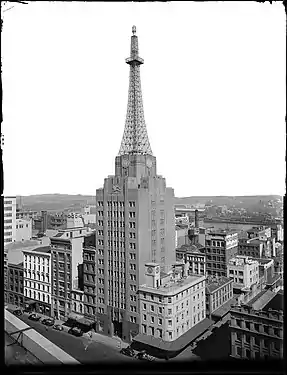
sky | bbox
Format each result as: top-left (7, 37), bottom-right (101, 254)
top-left (2, 1), bottom-right (286, 197)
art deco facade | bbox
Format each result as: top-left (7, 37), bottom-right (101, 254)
top-left (230, 304), bottom-right (283, 359)
top-left (93, 27), bottom-right (176, 342)
top-left (138, 262), bottom-right (206, 342)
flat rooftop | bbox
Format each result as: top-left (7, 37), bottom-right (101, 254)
top-left (206, 276), bottom-right (232, 293)
top-left (32, 246), bottom-right (51, 254)
top-left (139, 274), bottom-right (204, 296)
top-left (247, 290), bottom-right (276, 310)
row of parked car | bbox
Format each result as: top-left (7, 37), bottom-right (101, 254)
top-left (11, 309), bottom-right (156, 359)
top-left (10, 310), bottom-right (85, 334)
top-left (120, 347), bottom-right (155, 361)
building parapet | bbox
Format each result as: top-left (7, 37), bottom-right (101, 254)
top-left (230, 304), bottom-right (284, 322)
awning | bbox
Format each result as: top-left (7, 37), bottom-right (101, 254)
top-left (25, 300), bottom-right (37, 306)
top-left (133, 318), bottom-right (214, 353)
top-left (77, 317), bottom-right (95, 326)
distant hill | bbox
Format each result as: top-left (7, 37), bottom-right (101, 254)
top-left (17, 194), bottom-right (96, 212)
top-left (16, 194), bottom-right (283, 214)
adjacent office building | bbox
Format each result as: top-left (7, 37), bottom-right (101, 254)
top-left (138, 262), bottom-right (206, 341)
top-left (4, 196), bottom-right (17, 245)
top-left (227, 255), bottom-right (259, 291)
top-left (204, 229), bottom-right (238, 277)
top-left (230, 301), bottom-right (283, 359)
top-left (50, 214), bottom-right (86, 320)
top-left (23, 245), bottom-right (52, 315)
top-left (6, 261), bottom-right (24, 307)
top-left (205, 276), bottom-right (233, 319)
top-left (93, 26), bottom-right (176, 342)
top-left (16, 219), bottom-right (32, 242)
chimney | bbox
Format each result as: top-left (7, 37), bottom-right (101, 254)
top-left (195, 210), bottom-right (199, 229)
top-left (41, 210), bottom-right (47, 233)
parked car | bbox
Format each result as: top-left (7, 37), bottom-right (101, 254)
top-left (120, 347), bottom-right (136, 357)
top-left (12, 309), bottom-right (23, 317)
top-left (42, 318), bottom-right (54, 326)
top-left (53, 324), bottom-right (64, 331)
top-left (68, 327), bottom-right (83, 337)
top-left (28, 313), bottom-right (41, 321)
top-left (136, 351), bottom-right (155, 361)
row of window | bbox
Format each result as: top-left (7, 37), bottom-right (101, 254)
top-left (234, 320), bottom-right (281, 337)
top-left (234, 332), bottom-right (281, 350)
top-left (16, 224), bottom-right (29, 229)
top-left (24, 271), bottom-right (50, 282)
top-left (98, 201), bottom-right (136, 207)
top-left (24, 289), bottom-right (50, 303)
top-left (24, 281), bottom-right (50, 291)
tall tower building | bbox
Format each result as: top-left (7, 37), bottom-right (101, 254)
top-left (93, 26), bottom-right (176, 342)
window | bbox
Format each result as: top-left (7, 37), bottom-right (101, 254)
top-left (159, 307), bottom-right (163, 314)
top-left (168, 320), bottom-right (172, 326)
top-left (150, 305), bottom-right (154, 312)
top-left (143, 314), bottom-right (146, 321)
top-left (168, 297), bottom-right (172, 303)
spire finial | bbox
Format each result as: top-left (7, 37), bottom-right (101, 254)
top-left (132, 25), bottom-right (136, 35)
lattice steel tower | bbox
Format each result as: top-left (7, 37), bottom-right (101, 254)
top-left (118, 26), bottom-right (153, 156)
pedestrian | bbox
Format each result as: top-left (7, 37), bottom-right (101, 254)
top-left (45, 326), bottom-right (48, 332)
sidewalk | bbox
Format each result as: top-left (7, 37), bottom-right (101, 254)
top-left (82, 331), bottom-right (129, 351)
top-left (6, 303), bottom-right (129, 351)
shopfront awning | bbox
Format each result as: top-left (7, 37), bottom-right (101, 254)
top-left (25, 300), bottom-right (37, 306)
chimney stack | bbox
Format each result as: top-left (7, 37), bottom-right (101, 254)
top-left (195, 210), bottom-right (199, 228)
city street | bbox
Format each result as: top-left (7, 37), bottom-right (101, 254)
top-left (8, 312), bottom-right (136, 364)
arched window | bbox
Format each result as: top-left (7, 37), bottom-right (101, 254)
top-left (79, 304), bottom-right (83, 313)
top-left (38, 292), bottom-right (40, 300)
top-left (74, 302), bottom-right (77, 312)
top-left (47, 295), bottom-right (50, 304)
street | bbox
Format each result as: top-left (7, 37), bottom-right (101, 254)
top-left (8, 312), bottom-right (136, 364)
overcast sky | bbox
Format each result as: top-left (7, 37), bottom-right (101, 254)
top-left (2, 1), bottom-right (285, 197)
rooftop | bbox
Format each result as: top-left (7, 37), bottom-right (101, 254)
top-left (211, 296), bottom-right (237, 318)
top-left (32, 246), bottom-right (51, 254)
top-left (247, 289), bottom-right (277, 310)
top-left (228, 256), bottom-right (258, 267)
top-left (176, 243), bottom-right (205, 254)
top-left (5, 240), bottom-right (41, 251)
top-left (206, 229), bottom-right (238, 237)
top-left (140, 273), bottom-right (205, 296)
top-left (206, 276), bottom-right (232, 294)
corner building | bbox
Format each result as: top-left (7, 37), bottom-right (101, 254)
top-left (94, 26), bottom-right (176, 342)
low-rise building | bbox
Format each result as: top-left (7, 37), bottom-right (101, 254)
top-left (227, 256), bottom-right (259, 291)
top-left (176, 244), bottom-right (206, 276)
top-left (238, 236), bottom-right (274, 259)
top-left (230, 296), bottom-right (284, 359)
top-left (16, 219), bottom-right (32, 242)
top-left (23, 246), bottom-right (52, 316)
top-left (6, 261), bottom-right (24, 307)
top-left (138, 262), bottom-right (206, 342)
top-left (205, 276), bottom-right (233, 319)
